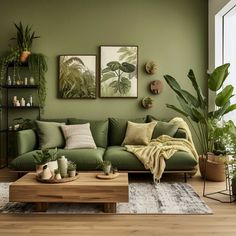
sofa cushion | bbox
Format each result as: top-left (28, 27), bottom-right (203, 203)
top-left (35, 120), bottom-right (65, 149)
top-left (9, 148), bottom-right (105, 171)
top-left (151, 120), bottom-right (178, 138)
top-left (122, 121), bottom-right (157, 146)
top-left (68, 118), bottom-right (108, 148)
top-left (108, 117), bottom-right (146, 146)
top-left (61, 123), bottom-right (97, 149)
top-left (104, 146), bottom-right (197, 171)
top-left (104, 146), bottom-right (146, 170)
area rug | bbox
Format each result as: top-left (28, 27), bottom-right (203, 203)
top-left (0, 182), bottom-right (212, 214)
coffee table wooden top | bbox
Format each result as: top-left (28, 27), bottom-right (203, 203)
top-left (9, 172), bottom-right (129, 203)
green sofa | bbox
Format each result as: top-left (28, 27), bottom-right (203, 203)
top-left (9, 116), bottom-right (198, 178)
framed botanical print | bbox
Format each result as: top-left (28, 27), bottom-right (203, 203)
top-left (58, 55), bottom-right (96, 99)
top-left (100, 46), bottom-right (138, 98)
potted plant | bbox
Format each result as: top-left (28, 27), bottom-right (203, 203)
top-left (142, 96), bottom-right (153, 109)
top-left (67, 161), bottom-right (77, 177)
top-left (164, 64), bottom-right (236, 163)
top-left (33, 148), bottom-right (57, 173)
top-left (46, 148), bottom-right (58, 172)
top-left (11, 22), bottom-right (40, 62)
top-left (97, 160), bottom-right (112, 175)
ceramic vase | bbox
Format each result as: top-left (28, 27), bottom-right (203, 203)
top-left (36, 164), bottom-right (45, 175)
top-left (41, 165), bottom-right (52, 180)
top-left (57, 156), bottom-right (68, 178)
top-left (47, 160), bottom-right (58, 173)
top-left (20, 51), bottom-right (31, 63)
top-left (68, 170), bottom-right (76, 177)
top-left (55, 173), bottom-right (62, 180)
top-left (103, 164), bottom-right (111, 175)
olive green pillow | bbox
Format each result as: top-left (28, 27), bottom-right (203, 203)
top-left (68, 118), bottom-right (108, 148)
top-left (108, 117), bottom-right (146, 146)
top-left (35, 120), bottom-right (65, 149)
top-left (122, 121), bottom-right (157, 146)
top-left (151, 119), bottom-right (179, 138)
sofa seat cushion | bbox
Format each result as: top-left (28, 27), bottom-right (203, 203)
top-left (9, 148), bottom-right (105, 171)
top-left (104, 146), bottom-right (146, 170)
top-left (104, 146), bottom-right (197, 171)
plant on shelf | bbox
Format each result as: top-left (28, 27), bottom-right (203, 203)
top-left (0, 22), bottom-right (47, 113)
top-left (164, 63), bottom-right (236, 181)
top-left (11, 22), bottom-right (40, 62)
top-left (97, 160), bottom-right (112, 175)
top-left (12, 117), bottom-right (33, 130)
top-left (142, 96), bottom-right (153, 109)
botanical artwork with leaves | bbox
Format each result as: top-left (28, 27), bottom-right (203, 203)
top-left (59, 55), bottom-right (96, 99)
top-left (100, 46), bottom-right (138, 98)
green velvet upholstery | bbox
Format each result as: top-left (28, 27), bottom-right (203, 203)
top-left (108, 117), bottom-right (146, 146)
top-left (16, 129), bottom-right (37, 156)
top-left (151, 120), bottom-right (179, 138)
top-left (104, 146), bottom-right (197, 171)
top-left (104, 146), bottom-right (145, 170)
top-left (68, 118), bottom-right (108, 148)
top-left (174, 128), bottom-right (188, 139)
top-left (41, 118), bottom-right (68, 123)
top-left (9, 148), bottom-right (105, 171)
top-left (165, 151), bottom-right (198, 170)
top-left (35, 120), bottom-right (65, 149)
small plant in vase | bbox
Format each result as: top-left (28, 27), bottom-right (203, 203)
top-left (33, 148), bottom-right (57, 174)
top-left (67, 161), bottom-right (77, 177)
top-left (97, 160), bottom-right (112, 175)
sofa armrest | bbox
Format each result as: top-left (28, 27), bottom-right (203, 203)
top-left (174, 128), bottom-right (188, 139)
top-left (16, 129), bottom-right (37, 156)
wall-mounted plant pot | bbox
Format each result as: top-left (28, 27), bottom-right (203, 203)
top-left (145, 61), bottom-right (158, 75)
top-left (149, 80), bottom-right (163, 94)
top-left (20, 51), bottom-right (31, 63)
top-left (141, 97), bottom-right (153, 109)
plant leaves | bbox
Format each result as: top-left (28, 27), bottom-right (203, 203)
top-left (164, 75), bottom-right (188, 103)
top-left (166, 104), bottom-right (189, 117)
top-left (181, 89), bottom-right (199, 108)
top-left (224, 103), bottom-right (236, 115)
top-left (119, 62), bottom-right (135, 73)
top-left (187, 69), bottom-right (206, 108)
top-left (107, 61), bottom-right (121, 71)
top-left (208, 63), bottom-right (230, 91)
top-left (101, 72), bottom-right (116, 82)
top-left (215, 85), bottom-right (234, 107)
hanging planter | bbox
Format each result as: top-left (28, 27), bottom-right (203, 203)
top-left (141, 97), bottom-right (153, 109)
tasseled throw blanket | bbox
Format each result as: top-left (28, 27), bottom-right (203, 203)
top-left (125, 117), bottom-right (199, 181)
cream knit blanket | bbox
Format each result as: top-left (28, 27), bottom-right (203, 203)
top-left (125, 117), bottom-right (199, 181)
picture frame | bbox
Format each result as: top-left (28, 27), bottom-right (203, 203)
top-left (99, 46), bottom-right (138, 98)
top-left (58, 55), bottom-right (97, 99)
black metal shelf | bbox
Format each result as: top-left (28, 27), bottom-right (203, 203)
top-left (0, 106), bottom-right (40, 109)
top-left (1, 85), bottom-right (39, 89)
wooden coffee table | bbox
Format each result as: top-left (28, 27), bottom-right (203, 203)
top-left (9, 172), bottom-right (129, 213)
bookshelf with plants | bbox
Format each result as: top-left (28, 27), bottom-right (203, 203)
top-left (0, 22), bottom-right (47, 168)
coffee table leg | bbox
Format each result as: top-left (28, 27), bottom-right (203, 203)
top-left (104, 203), bottom-right (116, 213)
top-left (35, 202), bottom-right (48, 212)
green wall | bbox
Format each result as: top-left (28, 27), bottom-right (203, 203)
top-left (0, 0), bottom-right (208, 150)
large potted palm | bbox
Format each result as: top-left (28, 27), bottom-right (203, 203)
top-left (164, 63), bottom-right (236, 181)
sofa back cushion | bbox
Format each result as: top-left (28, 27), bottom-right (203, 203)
top-left (68, 118), bottom-right (108, 148)
top-left (108, 117), bottom-right (146, 146)
top-left (61, 123), bottom-right (97, 149)
top-left (35, 120), bottom-right (65, 149)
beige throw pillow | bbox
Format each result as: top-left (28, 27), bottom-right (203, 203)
top-left (122, 121), bottom-right (157, 146)
top-left (61, 123), bottom-right (97, 149)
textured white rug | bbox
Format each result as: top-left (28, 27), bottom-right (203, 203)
top-left (0, 182), bottom-right (212, 214)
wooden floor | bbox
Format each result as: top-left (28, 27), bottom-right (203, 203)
top-left (0, 168), bottom-right (235, 236)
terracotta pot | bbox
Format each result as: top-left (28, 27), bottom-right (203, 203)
top-left (20, 51), bottom-right (31, 63)
top-left (199, 154), bottom-right (226, 182)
